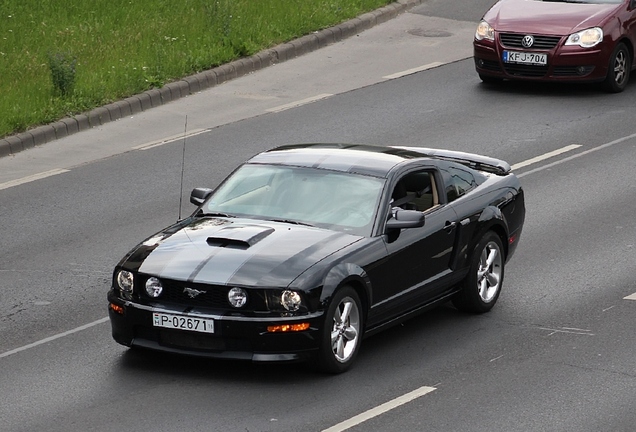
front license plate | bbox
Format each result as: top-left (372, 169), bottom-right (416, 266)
top-left (153, 312), bottom-right (215, 333)
top-left (503, 50), bottom-right (547, 66)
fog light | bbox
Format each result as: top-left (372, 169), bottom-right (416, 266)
top-left (576, 66), bottom-right (594, 76)
top-left (267, 322), bottom-right (310, 333)
top-left (228, 287), bottom-right (247, 308)
top-left (145, 277), bottom-right (163, 298)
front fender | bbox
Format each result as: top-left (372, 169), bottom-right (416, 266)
top-left (321, 263), bottom-right (372, 307)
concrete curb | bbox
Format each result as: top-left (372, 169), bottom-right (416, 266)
top-left (0, 0), bottom-right (423, 158)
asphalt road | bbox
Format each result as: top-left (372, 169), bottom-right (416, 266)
top-left (2, 2), bottom-right (636, 431)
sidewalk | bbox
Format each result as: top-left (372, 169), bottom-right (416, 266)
top-left (0, 0), bottom-right (475, 185)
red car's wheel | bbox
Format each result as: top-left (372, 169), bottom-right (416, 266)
top-left (602, 43), bottom-right (631, 93)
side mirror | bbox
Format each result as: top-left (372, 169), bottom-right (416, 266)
top-left (190, 188), bottom-right (213, 206)
top-left (386, 209), bottom-right (425, 231)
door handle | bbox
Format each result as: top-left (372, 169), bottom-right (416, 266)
top-left (443, 221), bottom-right (456, 233)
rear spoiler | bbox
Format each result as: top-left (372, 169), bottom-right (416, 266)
top-left (392, 146), bottom-right (511, 175)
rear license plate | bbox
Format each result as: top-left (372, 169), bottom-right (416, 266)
top-left (503, 50), bottom-right (547, 66)
top-left (153, 312), bottom-right (215, 333)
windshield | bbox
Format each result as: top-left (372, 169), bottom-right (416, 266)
top-left (201, 164), bottom-right (385, 236)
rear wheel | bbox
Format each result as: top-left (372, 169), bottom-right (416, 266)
top-left (315, 286), bottom-right (363, 374)
top-left (452, 232), bottom-right (504, 313)
top-left (602, 43), bottom-right (631, 93)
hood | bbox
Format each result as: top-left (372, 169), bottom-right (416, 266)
top-left (123, 217), bottom-right (362, 288)
top-left (485, 0), bottom-right (621, 35)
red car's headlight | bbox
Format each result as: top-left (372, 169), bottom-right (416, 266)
top-left (475, 21), bottom-right (495, 41)
top-left (565, 27), bottom-right (603, 48)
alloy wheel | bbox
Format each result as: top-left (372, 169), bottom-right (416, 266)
top-left (477, 241), bottom-right (503, 303)
top-left (330, 296), bottom-right (360, 363)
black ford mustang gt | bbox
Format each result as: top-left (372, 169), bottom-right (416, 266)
top-left (108, 144), bottom-right (525, 373)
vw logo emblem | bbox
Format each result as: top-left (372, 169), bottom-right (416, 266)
top-left (521, 35), bottom-right (534, 48)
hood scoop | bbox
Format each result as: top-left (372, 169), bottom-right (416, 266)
top-left (206, 225), bottom-right (275, 250)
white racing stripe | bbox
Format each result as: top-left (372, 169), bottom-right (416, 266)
top-left (0, 168), bottom-right (70, 191)
top-left (383, 62), bottom-right (444, 79)
top-left (0, 317), bottom-right (109, 359)
top-left (321, 386), bottom-right (437, 432)
top-left (266, 93), bottom-right (333, 113)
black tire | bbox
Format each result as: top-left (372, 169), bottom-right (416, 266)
top-left (452, 232), bottom-right (505, 313)
top-left (602, 43), bottom-right (631, 93)
top-left (315, 286), bottom-right (363, 374)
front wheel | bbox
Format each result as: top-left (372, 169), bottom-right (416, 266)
top-left (452, 232), bottom-right (505, 313)
top-left (315, 286), bottom-right (363, 374)
top-left (602, 43), bottom-right (631, 93)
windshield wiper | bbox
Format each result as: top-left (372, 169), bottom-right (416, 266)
top-left (269, 218), bottom-right (315, 227)
top-left (196, 210), bottom-right (236, 218)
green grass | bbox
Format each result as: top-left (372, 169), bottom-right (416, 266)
top-left (0, 0), bottom-right (394, 138)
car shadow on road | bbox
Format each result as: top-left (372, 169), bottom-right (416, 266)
top-left (476, 79), bottom-right (635, 98)
top-left (113, 302), bottom-right (488, 383)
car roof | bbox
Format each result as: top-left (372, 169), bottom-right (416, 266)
top-left (247, 143), bottom-right (427, 178)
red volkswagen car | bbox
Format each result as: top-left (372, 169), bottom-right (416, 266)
top-left (473, 0), bottom-right (636, 92)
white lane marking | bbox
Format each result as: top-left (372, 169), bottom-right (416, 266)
top-left (266, 93), bottom-right (333, 113)
top-left (321, 386), bottom-right (436, 432)
top-left (540, 327), bottom-right (594, 336)
top-left (624, 293), bottom-right (636, 300)
top-left (133, 128), bottom-right (207, 150)
top-left (383, 62), bottom-right (444, 79)
top-left (518, 131), bottom-right (636, 178)
top-left (511, 144), bottom-right (581, 170)
top-left (0, 317), bottom-right (109, 359)
top-left (0, 168), bottom-right (70, 191)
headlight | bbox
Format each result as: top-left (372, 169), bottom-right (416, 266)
top-left (475, 21), bottom-right (495, 41)
top-left (116, 270), bottom-right (134, 294)
top-left (228, 287), bottom-right (248, 308)
top-left (145, 277), bottom-right (163, 298)
top-left (565, 27), bottom-right (603, 48)
top-left (281, 290), bottom-right (302, 312)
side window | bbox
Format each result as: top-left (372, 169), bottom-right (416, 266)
top-left (391, 170), bottom-right (439, 212)
top-left (445, 166), bottom-right (477, 202)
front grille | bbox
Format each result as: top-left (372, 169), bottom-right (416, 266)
top-left (137, 276), bottom-right (269, 311)
top-left (503, 63), bottom-right (548, 77)
top-left (500, 33), bottom-right (561, 50)
top-left (161, 280), bottom-right (230, 308)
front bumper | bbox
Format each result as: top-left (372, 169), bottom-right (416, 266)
top-left (107, 289), bottom-right (324, 362)
top-left (474, 41), bottom-right (609, 83)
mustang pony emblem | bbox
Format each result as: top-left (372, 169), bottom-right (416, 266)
top-left (183, 287), bottom-right (205, 298)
